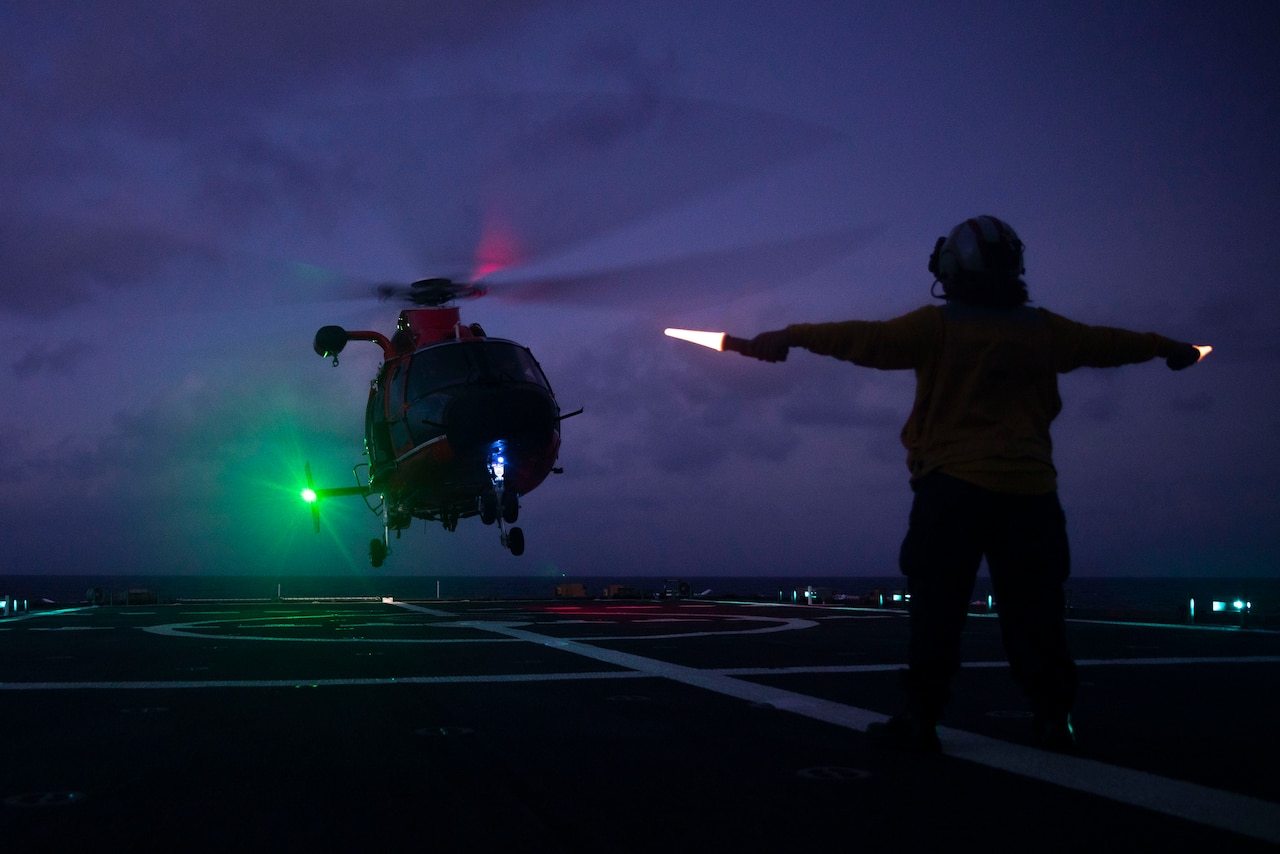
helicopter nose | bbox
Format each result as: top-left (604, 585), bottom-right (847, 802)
top-left (444, 386), bottom-right (557, 451)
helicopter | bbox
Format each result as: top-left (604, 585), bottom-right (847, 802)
top-left (296, 224), bottom-right (876, 567)
top-left (278, 91), bottom-right (880, 569)
top-left (303, 276), bottom-right (581, 565)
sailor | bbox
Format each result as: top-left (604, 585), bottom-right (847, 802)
top-left (736, 215), bottom-right (1206, 753)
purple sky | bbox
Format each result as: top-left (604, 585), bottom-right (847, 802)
top-left (2, 1), bottom-right (1277, 580)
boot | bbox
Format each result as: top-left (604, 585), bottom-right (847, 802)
top-left (1033, 713), bottom-right (1077, 753)
top-left (866, 713), bottom-right (942, 755)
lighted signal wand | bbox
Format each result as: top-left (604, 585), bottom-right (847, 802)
top-left (663, 328), bottom-right (750, 353)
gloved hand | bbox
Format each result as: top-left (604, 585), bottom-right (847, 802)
top-left (735, 329), bottom-right (793, 362)
top-left (1165, 342), bottom-right (1202, 371)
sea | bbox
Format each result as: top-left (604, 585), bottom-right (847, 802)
top-left (3, 573), bottom-right (1277, 620)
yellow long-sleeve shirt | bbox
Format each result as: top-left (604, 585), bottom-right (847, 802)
top-left (786, 303), bottom-right (1183, 494)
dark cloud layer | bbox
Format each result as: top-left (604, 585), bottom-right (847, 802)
top-left (3, 2), bottom-right (564, 123)
top-left (9, 338), bottom-right (95, 379)
top-left (0, 1), bottom-right (1276, 579)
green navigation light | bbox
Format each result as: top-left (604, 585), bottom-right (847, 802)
top-left (301, 488), bottom-right (318, 504)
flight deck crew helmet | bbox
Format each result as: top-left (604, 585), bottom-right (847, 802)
top-left (928, 215), bottom-right (1027, 305)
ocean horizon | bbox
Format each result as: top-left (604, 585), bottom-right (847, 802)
top-left (3, 573), bottom-right (1277, 619)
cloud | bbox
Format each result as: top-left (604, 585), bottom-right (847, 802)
top-left (1, 1), bottom-right (1276, 580)
top-left (0, 356), bottom-right (371, 573)
top-left (1169, 391), bottom-right (1213, 414)
top-left (3, 2), bottom-right (569, 126)
top-left (1075, 393), bottom-right (1120, 424)
top-left (9, 338), bottom-right (96, 379)
top-left (0, 210), bottom-right (228, 316)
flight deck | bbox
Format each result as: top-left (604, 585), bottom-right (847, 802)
top-left (2, 598), bottom-right (1278, 852)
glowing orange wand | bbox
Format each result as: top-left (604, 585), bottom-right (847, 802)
top-left (663, 328), bottom-right (749, 353)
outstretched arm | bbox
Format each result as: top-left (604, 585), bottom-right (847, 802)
top-left (1042, 309), bottom-right (1208, 373)
top-left (732, 329), bottom-right (793, 362)
top-left (733, 308), bottom-right (938, 369)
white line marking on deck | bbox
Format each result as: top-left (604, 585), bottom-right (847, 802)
top-left (3, 601), bottom-right (1277, 843)
top-left (410, 606), bottom-right (1280, 846)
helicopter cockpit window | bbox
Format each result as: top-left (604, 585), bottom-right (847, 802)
top-left (407, 341), bottom-right (550, 402)
top-left (481, 342), bottom-right (550, 387)
top-left (406, 344), bottom-right (475, 402)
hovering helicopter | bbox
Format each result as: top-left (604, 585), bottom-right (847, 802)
top-left (280, 90), bottom-right (881, 568)
top-left (303, 276), bottom-right (581, 565)
top-left (297, 223), bottom-right (875, 567)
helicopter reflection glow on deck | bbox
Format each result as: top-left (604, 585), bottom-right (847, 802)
top-left (664, 328), bottom-right (727, 351)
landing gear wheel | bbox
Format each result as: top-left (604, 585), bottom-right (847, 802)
top-left (480, 493), bottom-right (497, 525)
top-left (501, 491), bottom-right (519, 524)
top-left (369, 538), bottom-right (387, 568)
top-left (507, 526), bottom-right (525, 556)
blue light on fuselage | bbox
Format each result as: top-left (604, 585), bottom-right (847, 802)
top-left (488, 441), bottom-right (508, 483)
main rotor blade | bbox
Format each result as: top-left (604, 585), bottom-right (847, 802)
top-left (278, 92), bottom-right (850, 276)
top-left (488, 224), bottom-right (881, 307)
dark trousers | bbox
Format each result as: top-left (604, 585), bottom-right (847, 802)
top-left (898, 473), bottom-right (1078, 721)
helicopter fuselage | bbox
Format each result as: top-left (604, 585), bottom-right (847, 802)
top-left (369, 333), bottom-right (561, 529)
top-left (309, 304), bottom-right (569, 561)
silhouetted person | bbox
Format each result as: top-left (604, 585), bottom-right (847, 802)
top-left (736, 215), bottom-right (1206, 753)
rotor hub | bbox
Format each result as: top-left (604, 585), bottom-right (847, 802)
top-left (380, 277), bottom-right (487, 307)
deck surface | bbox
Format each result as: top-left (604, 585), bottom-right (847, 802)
top-left (2, 598), bottom-right (1278, 852)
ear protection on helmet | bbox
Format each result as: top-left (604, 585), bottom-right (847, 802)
top-left (927, 236), bottom-right (945, 277)
top-left (928, 216), bottom-right (1024, 287)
